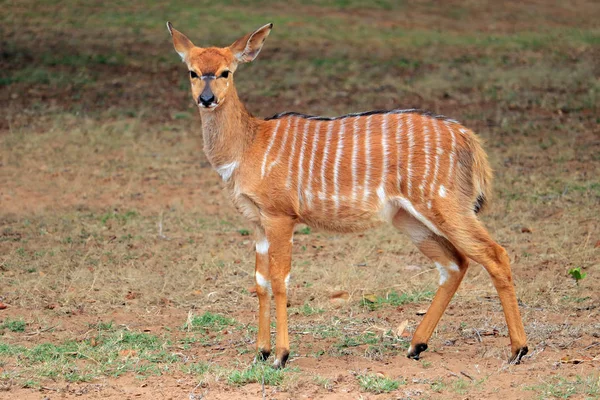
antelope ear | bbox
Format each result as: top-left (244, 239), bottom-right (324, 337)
top-left (229, 23), bottom-right (273, 63)
top-left (167, 22), bottom-right (195, 62)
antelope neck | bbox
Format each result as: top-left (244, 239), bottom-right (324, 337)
top-left (199, 86), bottom-right (257, 169)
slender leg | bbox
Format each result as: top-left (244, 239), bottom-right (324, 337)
top-left (440, 216), bottom-right (528, 362)
top-left (409, 236), bottom-right (469, 359)
top-left (263, 216), bottom-right (295, 368)
top-left (393, 211), bottom-right (469, 359)
top-left (254, 227), bottom-right (271, 361)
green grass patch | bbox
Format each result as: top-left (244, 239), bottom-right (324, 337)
top-left (227, 363), bottom-right (290, 386)
top-left (183, 312), bottom-right (237, 331)
top-left (313, 374), bottom-right (333, 390)
top-left (181, 361), bottom-right (212, 376)
top-left (524, 374), bottom-right (600, 399)
top-left (336, 332), bottom-right (379, 349)
top-left (357, 372), bottom-right (403, 394)
top-left (0, 327), bottom-right (175, 384)
top-left (1, 318), bottom-right (26, 332)
top-left (100, 210), bottom-right (139, 225)
top-left (291, 302), bottom-right (324, 316)
top-left (360, 290), bottom-right (434, 310)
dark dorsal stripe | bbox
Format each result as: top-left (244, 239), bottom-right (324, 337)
top-left (264, 108), bottom-right (458, 124)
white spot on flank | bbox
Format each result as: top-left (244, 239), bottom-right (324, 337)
top-left (255, 239), bottom-right (269, 255)
top-left (216, 161), bottom-right (238, 181)
top-left (255, 271), bottom-right (270, 290)
top-left (261, 119), bottom-right (282, 178)
top-left (439, 185), bottom-right (446, 197)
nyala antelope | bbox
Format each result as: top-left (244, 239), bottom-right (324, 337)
top-left (167, 22), bottom-right (528, 368)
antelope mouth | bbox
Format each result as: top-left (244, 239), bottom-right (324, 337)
top-left (198, 101), bottom-right (220, 110)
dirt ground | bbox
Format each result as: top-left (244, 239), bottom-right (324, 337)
top-left (1, 1), bottom-right (599, 399)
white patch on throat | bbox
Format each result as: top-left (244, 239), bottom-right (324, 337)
top-left (255, 271), bottom-right (270, 290)
top-left (255, 239), bottom-right (270, 255)
top-left (215, 161), bottom-right (238, 181)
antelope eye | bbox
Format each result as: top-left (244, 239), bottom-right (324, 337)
top-left (220, 70), bottom-right (230, 79)
top-left (189, 70), bottom-right (198, 79)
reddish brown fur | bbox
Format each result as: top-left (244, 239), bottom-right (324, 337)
top-left (168, 22), bottom-right (528, 368)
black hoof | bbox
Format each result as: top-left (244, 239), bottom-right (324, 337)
top-left (255, 349), bottom-right (270, 362)
top-left (407, 343), bottom-right (428, 360)
top-left (273, 351), bottom-right (289, 369)
top-left (509, 346), bottom-right (528, 364)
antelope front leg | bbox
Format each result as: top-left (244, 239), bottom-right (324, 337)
top-left (254, 228), bottom-right (271, 361)
top-left (264, 217), bottom-right (295, 369)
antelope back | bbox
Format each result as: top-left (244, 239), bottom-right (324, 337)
top-left (246, 110), bottom-right (488, 232)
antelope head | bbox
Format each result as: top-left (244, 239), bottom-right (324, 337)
top-left (167, 22), bottom-right (272, 110)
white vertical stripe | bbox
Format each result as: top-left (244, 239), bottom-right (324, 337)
top-left (351, 118), bottom-right (359, 203)
top-left (261, 119), bottom-right (281, 178)
top-left (296, 119), bottom-right (311, 200)
top-left (268, 118), bottom-right (292, 174)
top-left (378, 114), bottom-right (389, 205)
top-left (319, 121), bottom-right (334, 206)
top-left (445, 121), bottom-right (456, 186)
top-left (419, 121), bottom-right (430, 202)
top-left (333, 121), bottom-right (346, 214)
top-left (305, 121), bottom-right (321, 208)
top-left (430, 119), bottom-right (443, 203)
top-left (285, 119), bottom-right (301, 189)
top-left (407, 114), bottom-right (414, 197)
top-left (396, 114), bottom-right (402, 191)
top-left (362, 115), bottom-right (372, 205)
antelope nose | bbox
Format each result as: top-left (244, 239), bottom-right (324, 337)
top-left (199, 93), bottom-right (215, 106)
